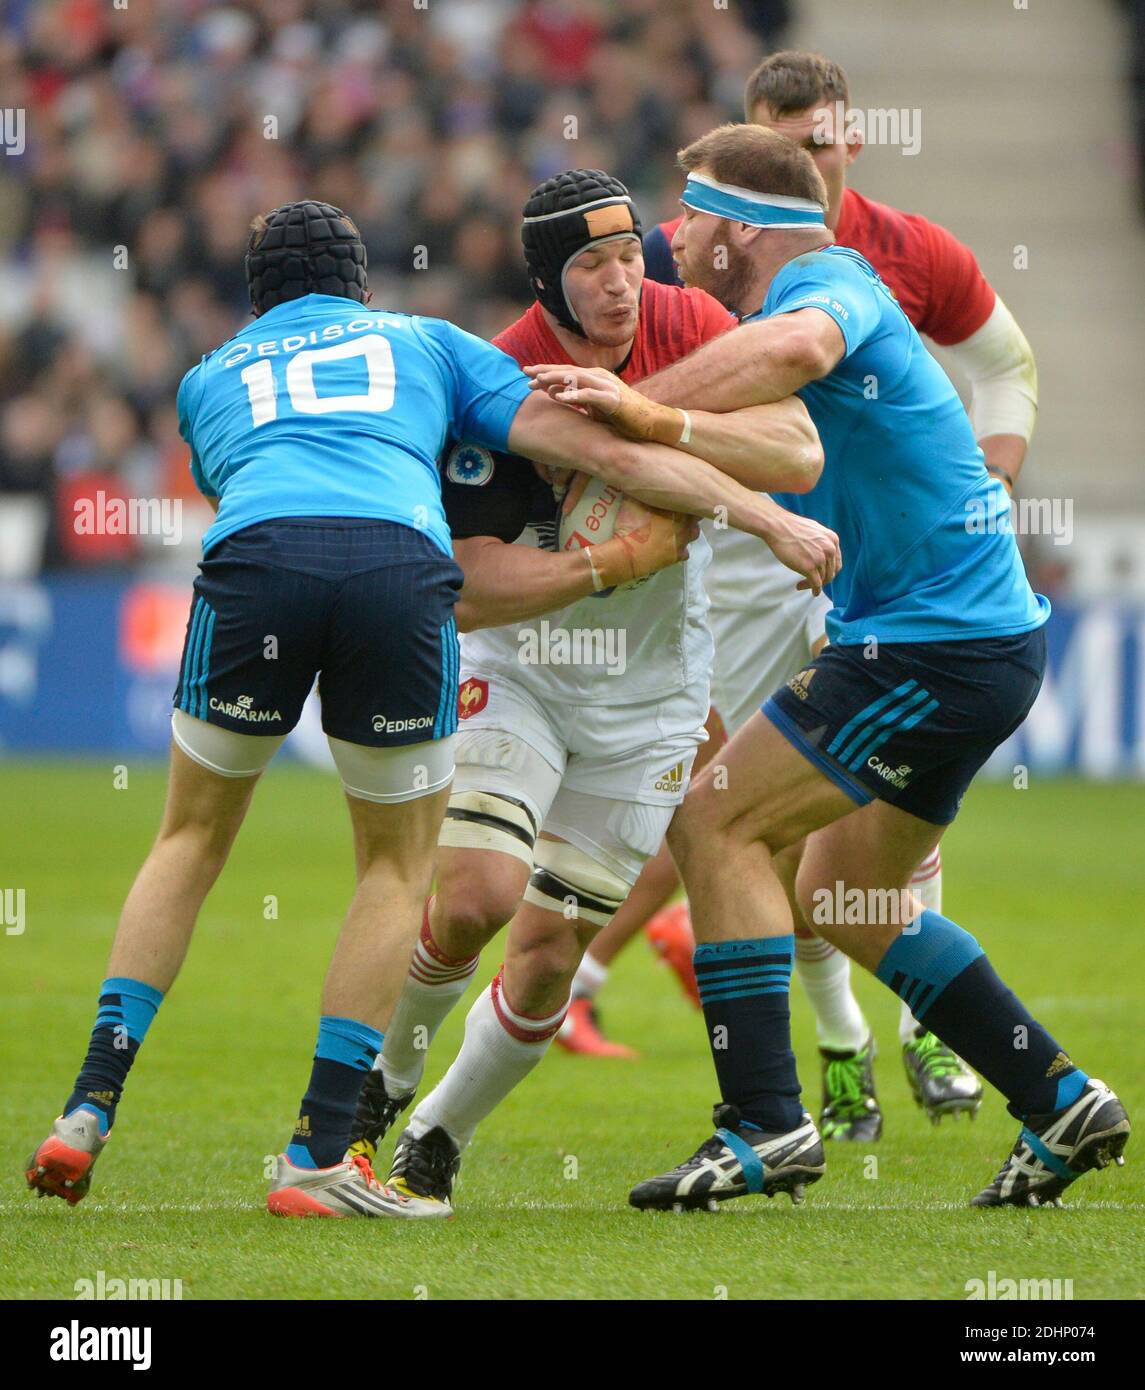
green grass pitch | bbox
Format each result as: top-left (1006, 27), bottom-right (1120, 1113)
top-left (3, 762), bottom-right (1143, 1300)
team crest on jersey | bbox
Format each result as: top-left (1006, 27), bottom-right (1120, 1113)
top-left (458, 677), bottom-right (489, 719)
top-left (446, 443), bottom-right (494, 486)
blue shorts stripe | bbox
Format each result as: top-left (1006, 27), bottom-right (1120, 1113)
top-left (188, 599), bottom-right (209, 719)
top-left (837, 685), bottom-right (930, 766)
top-left (848, 695), bottom-right (939, 771)
top-left (434, 619), bottom-right (456, 739)
top-left (180, 598), bottom-right (205, 714)
top-left (764, 700), bottom-right (873, 806)
top-left (433, 626), bottom-right (445, 738)
top-left (195, 603), bottom-right (216, 720)
top-left (826, 679), bottom-right (917, 756)
top-left (446, 617), bottom-right (459, 735)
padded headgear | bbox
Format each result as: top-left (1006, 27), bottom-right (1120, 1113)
top-left (245, 200), bottom-right (368, 315)
top-left (521, 170), bottom-right (642, 337)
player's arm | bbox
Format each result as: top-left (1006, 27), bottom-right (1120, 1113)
top-left (454, 503), bottom-right (697, 632)
top-left (523, 366), bottom-right (823, 492)
top-left (440, 442), bottom-right (696, 629)
top-left (177, 365), bottom-right (222, 511)
top-left (454, 539), bottom-right (599, 631)
top-left (917, 219), bottom-right (1037, 493)
top-left (506, 392), bottom-right (840, 594)
top-left (607, 309), bottom-right (845, 412)
top-left (436, 317), bottom-right (840, 591)
top-left (509, 389), bottom-right (819, 534)
top-left (941, 298), bottom-right (1037, 494)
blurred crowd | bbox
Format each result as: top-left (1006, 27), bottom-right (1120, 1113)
top-left (0, 0), bottom-right (791, 572)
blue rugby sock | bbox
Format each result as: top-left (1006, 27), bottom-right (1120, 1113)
top-left (694, 936), bottom-right (802, 1133)
top-left (287, 1016), bottom-right (382, 1169)
top-left (63, 976), bottom-right (164, 1135)
top-left (876, 911), bottom-right (1086, 1118)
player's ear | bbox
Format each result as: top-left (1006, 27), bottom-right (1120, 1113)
top-left (845, 125), bottom-right (864, 167)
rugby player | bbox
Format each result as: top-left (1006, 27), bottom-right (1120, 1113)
top-left (552, 126), bottom-right (1127, 1210)
top-left (345, 170), bottom-right (837, 1215)
top-left (571, 49), bottom-right (1039, 1138)
top-left (24, 198), bottom-right (834, 1218)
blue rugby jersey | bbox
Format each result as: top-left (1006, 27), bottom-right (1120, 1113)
top-left (177, 294), bottom-right (532, 556)
top-left (754, 246), bottom-right (1049, 645)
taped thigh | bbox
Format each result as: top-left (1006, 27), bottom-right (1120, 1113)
top-left (544, 787), bottom-right (677, 886)
top-left (327, 733), bottom-right (455, 804)
top-left (438, 730), bottom-right (563, 866)
top-left (523, 837), bottom-right (632, 929)
top-left (171, 709), bottom-right (284, 778)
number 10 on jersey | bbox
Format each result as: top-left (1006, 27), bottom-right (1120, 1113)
top-left (240, 335), bottom-right (396, 426)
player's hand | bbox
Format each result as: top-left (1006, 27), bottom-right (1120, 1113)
top-left (527, 364), bottom-right (624, 419)
top-left (762, 509), bottom-right (842, 596)
top-left (526, 364), bottom-right (685, 446)
top-left (591, 496), bottom-right (697, 589)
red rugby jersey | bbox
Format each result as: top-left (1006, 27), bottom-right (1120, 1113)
top-left (493, 278), bottom-right (735, 376)
top-left (652, 185), bottom-right (995, 346)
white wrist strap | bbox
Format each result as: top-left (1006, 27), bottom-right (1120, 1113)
top-left (583, 546), bottom-right (606, 592)
top-left (677, 409), bottom-right (693, 446)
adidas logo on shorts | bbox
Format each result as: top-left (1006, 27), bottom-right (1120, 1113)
top-left (654, 761), bottom-right (684, 793)
top-left (788, 668), bottom-right (816, 701)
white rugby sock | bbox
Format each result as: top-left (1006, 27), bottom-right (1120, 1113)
top-left (378, 900), bottom-right (479, 1096)
top-left (795, 933), bottom-right (868, 1053)
top-left (900, 848), bottom-right (943, 1042)
top-left (407, 970), bottom-right (566, 1148)
top-left (570, 951), bottom-right (609, 1001)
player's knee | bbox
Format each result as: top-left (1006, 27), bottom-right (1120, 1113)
top-left (794, 860), bottom-right (837, 937)
top-left (155, 814), bottom-right (239, 878)
top-left (666, 787), bottom-right (715, 869)
top-left (505, 934), bottom-right (581, 1012)
top-left (434, 871), bottom-right (521, 957)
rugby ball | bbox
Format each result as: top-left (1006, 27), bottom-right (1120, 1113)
top-left (557, 472), bottom-right (650, 595)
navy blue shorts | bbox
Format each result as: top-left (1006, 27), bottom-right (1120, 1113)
top-left (763, 627), bottom-right (1047, 825)
top-left (173, 519), bottom-right (463, 746)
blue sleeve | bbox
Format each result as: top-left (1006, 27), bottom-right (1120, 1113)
top-left (412, 318), bottom-right (532, 453)
top-left (767, 254), bottom-right (884, 358)
top-left (176, 363), bottom-right (216, 498)
top-left (642, 225), bottom-right (681, 287)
